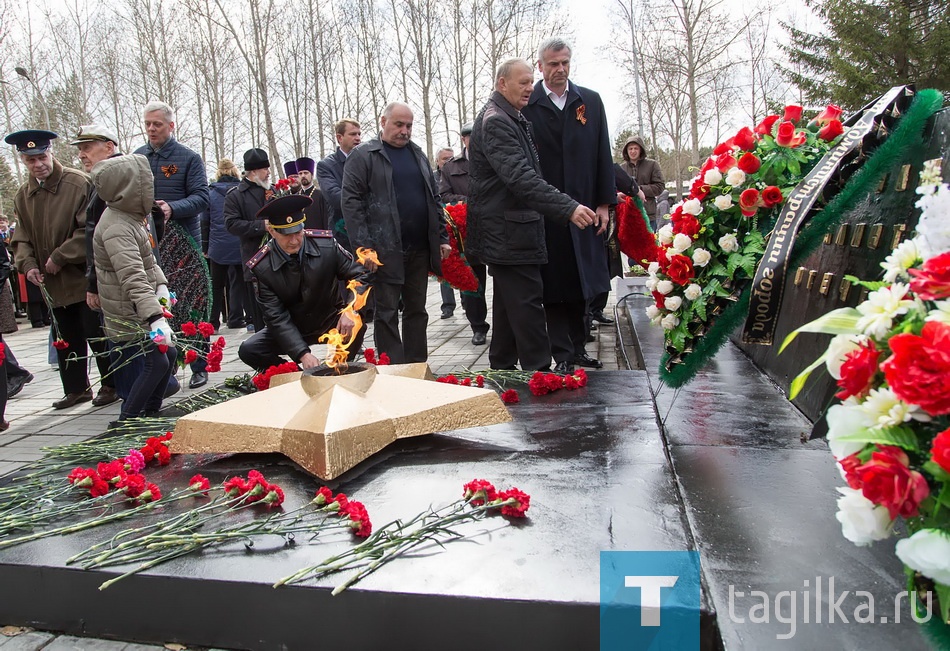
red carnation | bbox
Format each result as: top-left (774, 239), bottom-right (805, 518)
top-left (313, 486), bottom-right (335, 506)
top-left (761, 186), bottom-right (783, 208)
top-left (819, 120), bottom-right (844, 142)
top-left (189, 474), bottom-right (211, 493)
top-left (156, 445), bottom-right (171, 465)
top-left (739, 188), bottom-right (761, 216)
top-left (500, 389), bottom-right (520, 404)
top-left (96, 460), bottom-right (126, 483)
top-left (931, 427), bottom-right (950, 474)
top-left (463, 479), bottom-right (498, 505)
top-left (136, 482), bottom-right (162, 503)
top-left (908, 252), bottom-right (950, 300)
top-left (139, 445), bottom-right (155, 463)
top-left (737, 152), bottom-right (761, 174)
top-left (564, 374), bottom-right (580, 389)
top-left (377, 352), bottom-right (390, 365)
top-left (476, 375), bottom-right (485, 388)
top-left (754, 115), bottom-right (780, 136)
top-left (157, 344), bottom-right (168, 354)
top-left (497, 487), bottom-right (531, 518)
top-left (574, 368), bottom-right (588, 387)
top-left (528, 371), bottom-right (550, 396)
top-left (223, 476), bottom-right (247, 496)
top-left (733, 126), bottom-right (756, 151)
top-left (340, 501), bottom-right (372, 537)
top-left (118, 473), bottom-right (146, 497)
top-left (53, 339), bottom-right (69, 350)
top-left (252, 373), bottom-right (270, 391)
top-left (207, 349), bottom-right (223, 364)
top-left (854, 446), bottom-right (929, 519)
top-left (666, 255), bottom-right (695, 286)
top-left (89, 478), bottom-right (111, 497)
top-left (882, 321), bottom-right (950, 415)
top-left (364, 348), bottom-right (376, 364)
top-left (835, 341), bottom-right (880, 400)
top-left (261, 483), bottom-right (285, 507)
top-left (68, 467), bottom-right (97, 487)
top-left (180, 322), bottom-right (198, 336)
top-left (197, 322), bottom-right (215, 338)
top-left (183, 349), bottom-right (198, 364)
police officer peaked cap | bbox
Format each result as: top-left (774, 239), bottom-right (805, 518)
top-left (5, 129), bottom-right (58, 155)
top-left (257, 194), bottom-right (312, 234)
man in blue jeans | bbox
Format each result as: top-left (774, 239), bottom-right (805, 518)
top-left (134, 101), bottom-right (210, 389)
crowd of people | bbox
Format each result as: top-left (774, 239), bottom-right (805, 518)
top-left (0, 36), bottom-right (666, 430)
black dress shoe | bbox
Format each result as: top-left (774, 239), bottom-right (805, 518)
top-left (574, 353), bottom-right (603, 369)
top-left (441, 309), bottom-right (454, 319)
top-left (7, 373), bottom-right (34, 398)
top-left (471, 331), bottom-right (487, 345)
top-left (52, 389), bottom-right (94, 409)
top-left (586, 333), bottom-right (596, 343)
top-left (553, 361), bottom-right (575, 374)
top-left (92, 385), bottom-right (120, 406)
top-left (189, 371), bottom-right (208, 389)
top-left (591, 311), bottom-right (614, 325)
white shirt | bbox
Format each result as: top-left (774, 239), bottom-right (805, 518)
top-left (542, 80), bottom-right (570, 111)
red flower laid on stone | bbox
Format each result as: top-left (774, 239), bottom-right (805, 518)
top-left (340, 501), bottom-right (373, 537)
top-left (463, 479), bottom-right (498, 506)
top-left (223, 476), bottom-right (247, 497)
top-left (135, 483), bottom-right (162, 504)
top-left (908, 251), bottom-right (950, 301)
top-left (53, 339), bottom-right (69, 350)
top-left (476, 375), bottom-right (485, 388)
top-left (377, 352), bottom-right (390, 365)
top-left (117, 473), bottom-right (146, 498)
top-left (68, 467), bottom-right (97, 487)
top-left (500, 389), bottom-right (519, 404)
top-left (497, 487), bottom-right (531, 518)
top-left (575, 368), bottom-right (588, 387)
top-left (197, 322), bottom-right (215, 338)
top-left (189, 474), bottom-right (211, 494)
top-left (835, 341), bottom-right (880, 400)
top-left (180, 321), bottom-right (198, 337)
top-left (363, 348), bottom-right (376, 364)
top-left (252, 361), bottom-right (301, 390)
top-left (313, 486), bottom-right (335, 506)
top-left (881, 321), bottom-right (950, 416)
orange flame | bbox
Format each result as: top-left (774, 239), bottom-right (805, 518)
top-left (356, 247), bottom-right (383, 268)
top-left (320, 278), bottom-right (373, 371)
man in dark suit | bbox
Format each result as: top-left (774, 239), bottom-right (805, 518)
top-left (317, 119), bottom-right (362, 251)
top-left (521, 37), bottom-right (615, 374)
top-left (468, 58), bottom-right (601, 371)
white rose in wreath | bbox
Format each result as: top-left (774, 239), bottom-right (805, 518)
top-left (682, 198), bottom-right (702, 215)
top-left (684, 283), bottom-right (702, 301)
top-left (672, 233), bottom-right (693, 253)
top-left (656, 280), bottom-right (674, 295)
top-left (714, 195), bottom-right (734, 211)
top-left (725, 167), bottom-right (746, 187)
top-left (718, 233), bottom-right (739, 253)
top-left (645, 276), bottom-right (659, 292)
top-left (835, 487), bottom-right (892, 547)
top-left (657, 224), bottom-right (674, 245)
top-left (896, 529), bottom-right (950, 585)
top-left (692, 248), bottom-right (712, 267)
top-left (664, 295), bottom-right (683, 311)
top-left (703, 168), bottom-right (723, 186)
top-left (661, 313), bottom-right (680, 330)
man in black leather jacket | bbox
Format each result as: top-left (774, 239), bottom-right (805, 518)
top-left (238, 196), bottom-right (372, 372)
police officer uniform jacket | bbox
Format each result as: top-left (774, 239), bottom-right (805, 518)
top-left (247, 230), bottom-right (370, 363)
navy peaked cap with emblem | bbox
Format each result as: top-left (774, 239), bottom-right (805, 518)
top-left (5, 129), bottom-right (59, 155)
top-left (257, 194), bottom-right (312, 234)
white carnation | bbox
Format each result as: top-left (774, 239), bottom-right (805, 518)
top-left (824, 334), bottom-right (866, 379)
top-left (725, 167), bottom-right (746, 187)
top-left (880, 239), bottom-right (919, 282)
top-left (657, 224), bottom-right (674, 245)
top-left (703, 168), bottom-right (723, 186)
top-left (684, 283), bottom-right (702, 301)
top-left (692, 248), bottom-right (711, 267)
top-left (664, 295), bottom-right (683, 311)
top-left (682, 198), bottom-right (702, 216)
top-left (718, 233), bottom-right (739, 252)
top-left (895, 529), bottom-right (950, 585)
top-left (835, 487), bottom-right (892, 547)
top-left (714, 195), bottom-right (733, 211)
top-left (855, 284), bottom-right (917, 339)
top-left (671, 233), bottom-right (693, 253)
top-left (858, 386), bottom-right (931, 427)
top-left (656, 280), bottom-right (674, 295)
top-left (660, 313), bottom-right (680, 330)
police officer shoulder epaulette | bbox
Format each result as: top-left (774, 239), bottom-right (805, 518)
top-left (245, 242), bottom-right (271, 270)
top-left (304, 229), bottom-right (334, 238)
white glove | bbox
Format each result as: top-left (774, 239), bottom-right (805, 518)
top-left (156, 284), bottom-right (170, 303)
top-left (149, 317), bottom-right (173, 342)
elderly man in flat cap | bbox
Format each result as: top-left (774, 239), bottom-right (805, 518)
top-left (5, 129), bottom-right (110, 408)
top-left (238, 195), bottom-right (371, 372)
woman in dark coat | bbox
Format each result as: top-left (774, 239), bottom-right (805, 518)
top-left (202, 160), bottom-right (245, 329)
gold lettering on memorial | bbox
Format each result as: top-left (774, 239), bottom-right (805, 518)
top-left (820, 273), bottom-right (834, 296)
top-left (794, 267), bottom-right (807, 286)
top-left (876, 175), bottom-right (888, 193)
top-left (834, 224), bottom-right (848, 246)
top-left (839, 278), bottom-right (852, 302)
top-left (850, 223), bottom-right (866, 248)
top-left (868, 224), bottom-right (884, 249)
top-left (895, 164), bottom-right (912, 191)
top-left (806, 270), bottom-right (818, 290)
top-left (891, 223), bottom-right (907, 250)
top-left (823, 232), bottom-right (833, 245)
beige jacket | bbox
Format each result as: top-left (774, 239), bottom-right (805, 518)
top-left (11, 158), bottom-right (91, 307)
top-left (92, 155), bottom-right (167, 341)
